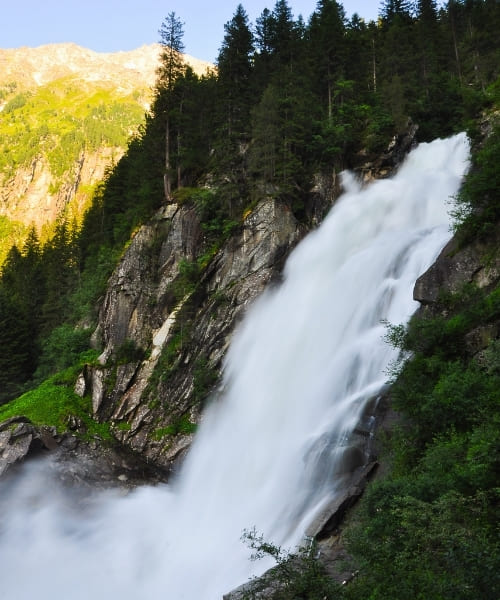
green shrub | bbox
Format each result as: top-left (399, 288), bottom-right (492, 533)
top-left (33, 324), bottom-right (93, 382)
top-left (241, 529), bottom-right (342, 600)
top-left (453, 124), bottom-right (500, 241)
top-left (114, 338), bottom-right (145, 364)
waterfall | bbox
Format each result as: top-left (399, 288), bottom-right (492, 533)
top-left (0, 134), bottom-right (470, 599)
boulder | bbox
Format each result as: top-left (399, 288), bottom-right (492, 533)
top-left (414, 224), bottom-right (500, 306)
top-left (0, 417), bottom-right (57, 477)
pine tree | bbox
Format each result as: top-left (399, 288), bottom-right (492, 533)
top-left (380, 0), bottom-right (414, 23)
top-left (216, 4), bottom-right (254, 142)
top-left (156, 12), bottom-right (186, 201)
top-left (0, 289), bottom-right (34, 404)
top-left (211, 5), bottom-right (255, 217)
top-left (307, 0), bottom-right (347, 123)
top-left (268, 0), bottom-right (301, 69)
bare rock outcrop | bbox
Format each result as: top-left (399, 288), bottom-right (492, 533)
top-left (414, 225), bottom-right (500, 306)
top-left (0, 417), bottom-right (54, 477)
top-left (0, 415), bottom-right (166, 487)
top-left (86, 197), bottom-right (303, 470)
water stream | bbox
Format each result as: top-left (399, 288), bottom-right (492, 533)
top-left (0, 133), bottom-right (470, 599)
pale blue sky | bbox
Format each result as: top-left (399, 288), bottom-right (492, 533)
top-left (2, 0), bottom-right (384, 62)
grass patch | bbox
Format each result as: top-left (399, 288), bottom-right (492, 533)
top-left (0, 352), bottom-right (112, 441)
top-left (153, 414), bottom-right (197, 440)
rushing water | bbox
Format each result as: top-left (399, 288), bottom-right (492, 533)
top-left (0, 134), bottom-right (470, 599)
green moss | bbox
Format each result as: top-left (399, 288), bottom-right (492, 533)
top-left (191, 356), bottom-right (219, 405)
top-left (153, 414), bottom-right (197, 440)
top-left (0, 354), bottom-right (111, 441)
top-left (115, 421), bottom-right (132, 432)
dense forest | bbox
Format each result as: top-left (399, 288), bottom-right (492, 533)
top-left (0, 0), bottom-right (499, 597)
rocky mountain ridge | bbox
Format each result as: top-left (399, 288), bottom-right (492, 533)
top-left (0, 43), bottom-right (211, 94)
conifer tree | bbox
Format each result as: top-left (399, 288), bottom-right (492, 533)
top-left (216, 4), bottom-right (254, 142)
top-left (156, 12), bottom-right (186, 201)
top-left (212, 4), bottom-right (255, 216)
top-left (268, 0), bottom-right (301, 69)
top-left (254, 8), bottom-right (274, 93)
top-left (307, 0), bottom-right (347, 123)
top-left (0, 289), bottom-right (33, 404)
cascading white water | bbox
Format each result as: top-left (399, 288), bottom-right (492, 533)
top-left (0, 134), bottom-right (469, 599)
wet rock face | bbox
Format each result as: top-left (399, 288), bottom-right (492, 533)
top-left (0, 417), bottom-right (56, 478)
top-left (355, 120), bottom-right (419, 183)
top-left (0, 415), bottom-right (167, 487)
top-left (414, 223), bottom-right (500, 363)
top-left (413, 232), bottom-right (500, 306)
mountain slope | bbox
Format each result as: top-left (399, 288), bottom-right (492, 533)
top-left (0, 43), bottom-right (212, 262)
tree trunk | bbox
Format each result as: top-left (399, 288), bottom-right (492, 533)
top-left (164, 117), bottom-right (171, 201)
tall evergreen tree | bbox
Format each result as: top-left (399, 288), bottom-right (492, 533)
top-left (268, 0), bottom-right (301, 69)
top-left (380, 0), bottom-right (414, 23)
top-left (307, 0), bottom-right (347, 123)
top-left (211, 5), bottom-right (255, 216)
top-left (216, 4), bottom-right (254, 142)
top-left (0, 289), bottom-right (34, 404)
top-left (156, 12), bottom-right (186, 200)
top-left (378, 0), bottom-right (417, 129)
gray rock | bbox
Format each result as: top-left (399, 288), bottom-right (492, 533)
top-left (414, 227), bottom-right (500, 306)
top-left (86, 197), bottom-right (303, 470)
top-left (0, 418), bottom-right (57, 477)
top-left (0, 414), bottom-right (167, 488)
top-left (305, 462), bottom-right (378, 540)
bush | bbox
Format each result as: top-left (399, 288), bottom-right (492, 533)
top-left (453, 124), bottom-right (500, 241)
top-left (33, 324), bottom-right (92, 383)
top-left (241, 529), bottom-right (342, 600)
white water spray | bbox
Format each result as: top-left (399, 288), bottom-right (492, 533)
top-left (0, 134), bottom-right (469, 599)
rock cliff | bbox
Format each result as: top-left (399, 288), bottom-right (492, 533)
top-left (0, 148), bottom-right (120, 227)
top-left (85, 197), bottom-right (305, 470)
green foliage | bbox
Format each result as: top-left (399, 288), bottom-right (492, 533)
top-left (345, 253), bottom-right (500, 599)
top-left (0, 216), bottom-right (27, 266)
top-left (153, 414), bottom-right (197, 440)
top-left (166, 259), bottom-right (200, 305)
top-left (346, 486), bottom-right (500, 600)
top-left (3, 92), bottom-right (30, 113)
top-left (0, 353), bottom-right (110, 441)
top-left (241, 528), bottom-right (341, 599)
top-left (114, 338), bottom-right (145, 365)
top-left (387, 282), bottom-right (500, 450)
top-left (192, 188), bottom-right (239, 243)
top-left (0, 288), bottom-right (35, 404)
top-left (33, 324), bottom-right (92, 384)
top-left (0, 79), bottom-right (144, 184)
top-left (191, 356), bottom-right (218, 405)
top-left (146, 330), bottom-right (185, 396)
top-left (453, 122), bottom-right (500, 241)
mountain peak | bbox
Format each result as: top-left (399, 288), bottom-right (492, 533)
top-left (0, 43), bottom-right (213, 90)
